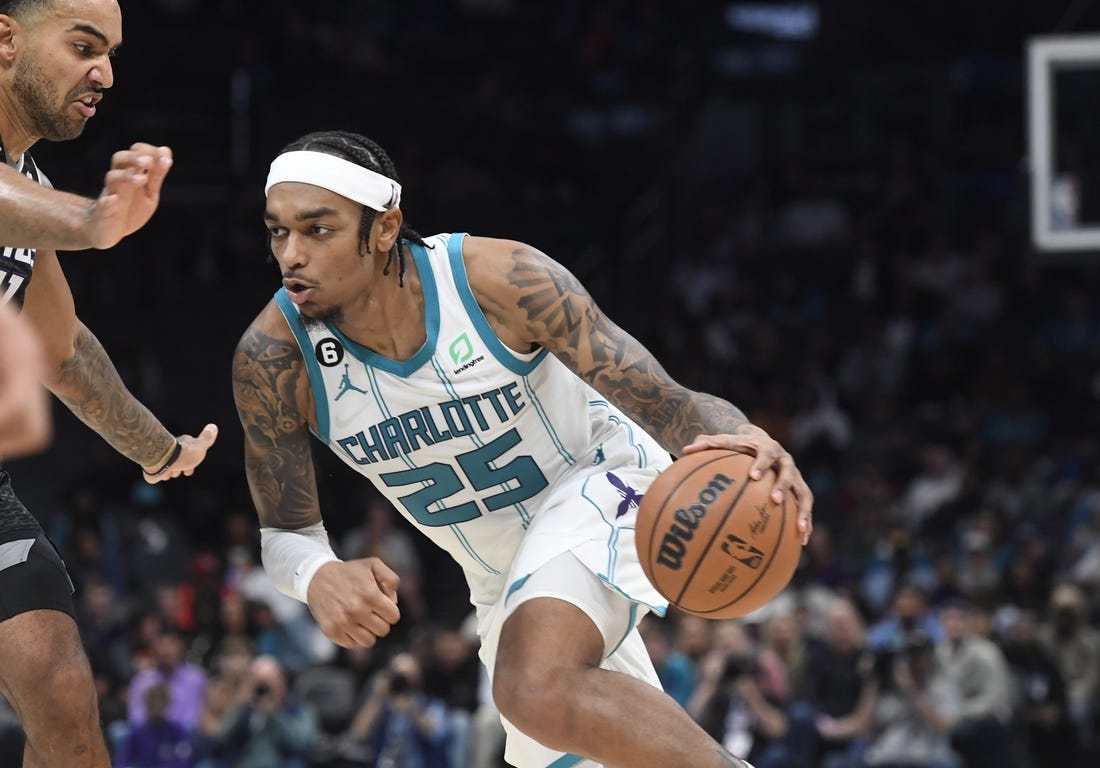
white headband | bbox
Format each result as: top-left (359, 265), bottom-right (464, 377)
top-left (265, 150), bottom-right (402, 211)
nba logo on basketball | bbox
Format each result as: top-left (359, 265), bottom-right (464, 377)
top-left (721, 534), bottom-right (764, 569)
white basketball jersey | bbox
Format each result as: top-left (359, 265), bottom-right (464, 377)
top-left (276, 232), bottom-right (671, 611)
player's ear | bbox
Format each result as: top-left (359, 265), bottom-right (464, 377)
top-left (374, 208), bottom-right (403, 254)
top-left (0, 16), bottom-right (18, 66)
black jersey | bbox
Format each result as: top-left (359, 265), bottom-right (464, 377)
top-left (0, 143), bottom-right (41, 309)
top-left (0, 141), bottom-right (45, 535)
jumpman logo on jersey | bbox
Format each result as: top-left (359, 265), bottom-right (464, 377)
top-left (593, 444), bottom-right (606, 465)
top-left (607, 472), bottom-right (642, 519)
top-left (335, 363), bottom-right (369, 400)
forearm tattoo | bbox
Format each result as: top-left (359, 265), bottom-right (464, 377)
top-left (232, 326), bottom-right (320, 529)
top-left (509, 246), bottom-right (749, 452)
top-left (54, 325), bottom-right (173, 466)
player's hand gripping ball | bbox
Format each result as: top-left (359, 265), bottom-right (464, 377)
top-left (636, 450), bottom-right (801, 619)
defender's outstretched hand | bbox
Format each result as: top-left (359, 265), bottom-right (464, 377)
top-left (142, 423), bottom-right (218, 483)
top-left (307, 559), bottom-right (401, 649)
top-left (683, 427), bottom-right (814, 545)
top-left (88, 143), bottom-right (173, 249)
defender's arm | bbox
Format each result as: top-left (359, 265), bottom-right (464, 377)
top-left (20, 248), bottom-right (215, 475)
top-left (0, 144), bottom-right (172, 251)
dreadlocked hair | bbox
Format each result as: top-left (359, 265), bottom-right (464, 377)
top-left (278, 130), bottom-right (428, 287)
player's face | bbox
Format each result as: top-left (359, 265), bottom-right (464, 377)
top-left (13, 0), bottom-right (121, 141)
top-left (265, 182), bottom-right (374, 322)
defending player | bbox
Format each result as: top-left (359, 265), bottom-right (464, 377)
top-left (0, 1), bottom-right (216, 764)
top-left (233, 130), bottom-right (813, 768)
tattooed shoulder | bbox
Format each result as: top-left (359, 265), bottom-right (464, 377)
top-left (232, 324), bottom-right (310, 430)
top-left (504, 244), bottom-right (606, 354)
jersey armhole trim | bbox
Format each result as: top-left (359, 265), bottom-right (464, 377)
top-left (446, 232), bottom-right (547, 376)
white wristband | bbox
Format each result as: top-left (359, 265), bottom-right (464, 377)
top-left (260, 523), bottom-right (341, 603)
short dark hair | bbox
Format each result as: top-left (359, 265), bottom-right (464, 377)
top-left (0, 1), bottom-right (50, 18)
top-left (276, 130), bottom-right (428, 286)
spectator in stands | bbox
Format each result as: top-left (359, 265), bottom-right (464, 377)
top-left (128, 627), bottom-right (209, 733)
top-left (1038, 582), bottom-right (1100, 743)
top-left (868, 584), bottom-right (942, 653)
top-left (676, 613), bottom-right (715, 669)
top-left (422, 623), bottom-right (483, 767)
top-left (341, 651), bottom-right (450, 768)
top-left (1001, 609), bottom-right (1081, 767)
top-left (762, 611), bottom-right (812, 702)
top-left (690, 621), bottom-right (799, 768)
top-left (808, 596), bottom-right (876, 765)
top-left (935, 600), bottom-right (1015, 768)
top-left (78, 579), bottom-right (134, 690)
top-left (116, 683), bottom-right (195, 768)
top-left (829, 629), bottom-right (962, 768)
top-left (195, 635), bottom-right (254, 760)
top-left (203, 654), bottom-right (318, 768)
top-left (893, 445), bottom-right (964, 535)
top-left (290, 642), bottom-right (384, 762)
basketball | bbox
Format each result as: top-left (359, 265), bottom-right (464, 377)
top-left (636, 449), bottom-right (801, 619)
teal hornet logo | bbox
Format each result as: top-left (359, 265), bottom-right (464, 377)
top-left (449, 333), bottom-right (474, 365)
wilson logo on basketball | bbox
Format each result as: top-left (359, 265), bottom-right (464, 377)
top-left (656, 472), bottom-right (734, 570)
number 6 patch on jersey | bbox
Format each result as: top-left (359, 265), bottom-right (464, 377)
top-left (315, 337), bottom-right (345, 367)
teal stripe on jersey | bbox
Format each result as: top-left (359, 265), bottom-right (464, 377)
top-left (445, 232), bottom-right (548, 376)
top-left (366, 365), bottom-right (502, 575)
top-left (522, 376), bottom-right (575, 467)
top-left (430, 357), bottom-right (532, 527)
top-left (545, 754), bottom-right (584, 768)
top-left (324, 244), bottom-right (441, 377)
top-left (275, 288), bottom-right (331, 442)
top-left (588, 400), bottom-right (650, 468)
top-left (504, 573), bottom-right (531, 606)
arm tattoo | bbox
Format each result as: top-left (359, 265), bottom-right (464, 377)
top-left (232, 326), bottom-right (321, 529)
top-left (509, 246), bottom-right (749, 452)
top-left (53, 324), bottom-right (174, 466)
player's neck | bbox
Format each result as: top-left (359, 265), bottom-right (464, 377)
top-left (0, 97), bottom-right (37, 158)
top-left (336, 250), bottom-right (426, 361)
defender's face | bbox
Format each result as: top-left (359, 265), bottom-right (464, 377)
top-left (13, 0), bottom-right (121, 141)
top-left (265, 182), bottom-right (372, 322)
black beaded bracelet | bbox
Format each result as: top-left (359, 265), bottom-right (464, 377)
top-left (144, 438), bottom-right (182, 477)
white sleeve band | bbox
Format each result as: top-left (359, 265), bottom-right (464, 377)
top-left (260, 523), bottom-right (342, 603)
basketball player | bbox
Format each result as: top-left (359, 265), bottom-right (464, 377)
top-left (0, 1), bottom-right (217, 765)
top-left (233, 130), bottom-right (814, 768)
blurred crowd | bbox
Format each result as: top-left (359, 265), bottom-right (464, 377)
top-left (6, 1), bottom-right (1100, 767)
